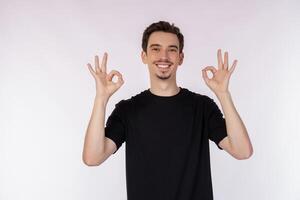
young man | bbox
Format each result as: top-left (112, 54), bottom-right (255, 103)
top-left (82, 21), bottom-right (253, 200)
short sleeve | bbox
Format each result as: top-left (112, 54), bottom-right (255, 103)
top-left (105, 100), bottom-right (127, 154)
top-left (205, 96), bottom-right (228, 150)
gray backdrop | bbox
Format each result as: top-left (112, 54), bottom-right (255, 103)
top-left (1, 0), bottom-right (299, 199)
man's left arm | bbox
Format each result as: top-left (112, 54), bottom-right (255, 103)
top-left (202, 49), bottom-right (253, 160)
top-left (216, 91), bottom-right (253, 160)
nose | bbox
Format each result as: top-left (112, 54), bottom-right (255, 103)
top-left (158, 49), bottom-right (169, 60)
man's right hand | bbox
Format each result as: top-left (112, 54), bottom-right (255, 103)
top-left (87, 52), bottom-right (124, 100)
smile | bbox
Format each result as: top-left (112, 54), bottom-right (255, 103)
top-left (155, 64), bottom-right (171, 69)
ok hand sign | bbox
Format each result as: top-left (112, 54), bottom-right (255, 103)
top-left (87, 52), bottom-right (124, 99)
top-left (202, 49), bottom-right (237, 95)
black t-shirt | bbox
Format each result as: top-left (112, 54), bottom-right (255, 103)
top-left (105, 87), bottom-right (227, 200)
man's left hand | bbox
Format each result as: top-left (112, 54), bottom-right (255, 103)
top-left (202, 49), bottom-right (237, 95)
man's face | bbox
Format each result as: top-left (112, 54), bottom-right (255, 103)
top-left (141, 31), bottom-right (184, 81)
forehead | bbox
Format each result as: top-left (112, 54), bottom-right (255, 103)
top-left (147, 31), bottom-right (179, 47)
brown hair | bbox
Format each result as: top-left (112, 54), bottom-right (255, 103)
top-left (142, 21), bottom-right (184, 53)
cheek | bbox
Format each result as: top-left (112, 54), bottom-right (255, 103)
top-left (170, 53), bottom-right (180, 59)
top-left (172, 56), bottom-right (181, 64)
top-left (150, 54), bottom-right (159, 61)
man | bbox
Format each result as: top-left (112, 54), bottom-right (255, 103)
top-left (82, 21), bottom-right (253, 200)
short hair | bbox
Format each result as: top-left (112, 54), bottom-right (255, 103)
top-left (142, 21), bottom-right (184, 53)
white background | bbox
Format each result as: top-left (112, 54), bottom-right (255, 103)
top-left (1, 0), bottom-right (299, 199)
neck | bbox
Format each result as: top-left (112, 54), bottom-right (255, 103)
top-left (149, 81), bottom-right (180, 97)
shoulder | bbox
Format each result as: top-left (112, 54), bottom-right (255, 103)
top-left (200, 94), bottom-right (216, 106)
top-left (114, 89), bottom-right (148, 110)
top-left (120, 89), bottom-right (150, 106)
top-left (185, 90), bottom-right (219, 114)
top-left (185, 88), bottom-right (214, 104)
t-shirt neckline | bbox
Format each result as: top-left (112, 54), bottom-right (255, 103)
top-left (146, 87), bottom-right (184, 99)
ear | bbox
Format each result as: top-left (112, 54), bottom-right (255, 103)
top-left (141, 50), bottom-right (147, 64)
top-left (179, 52), bottom-right (184, 65)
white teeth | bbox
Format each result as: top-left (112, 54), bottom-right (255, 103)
top-left (157, 64), bottom-right (170, 68)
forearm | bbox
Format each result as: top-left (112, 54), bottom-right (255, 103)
top-left (216, 92), bottom-right (253, 157)
top-left (82, 95), bottom-right (109, 165)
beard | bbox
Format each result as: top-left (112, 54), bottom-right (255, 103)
top-left (156, 73), bottom-right (171, 80)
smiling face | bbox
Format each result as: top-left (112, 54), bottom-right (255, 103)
top-left (141, 31), bottom-right (184, 81)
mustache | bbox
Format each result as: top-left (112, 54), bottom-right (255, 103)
top-left (154, 60), bottom-right (173, 65)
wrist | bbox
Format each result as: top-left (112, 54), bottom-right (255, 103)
top-left (215, 91), bottom-right (231, 100)
top-left (94, 95), bottom-right (109, 106)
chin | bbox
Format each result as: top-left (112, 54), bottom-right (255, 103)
top-left (155, 73), bottom-right (173, 80)
top-left (156, 75), bottom-right (171, 80)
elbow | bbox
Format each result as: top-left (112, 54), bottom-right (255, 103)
top-left (235, 153), bottom-right (252, 160)
top-left (82, 144), bottom-right (107, 166)
top-left (83, 158), bottom-right (101, 166)
top-left (82, 153), bottom-right (102, 167)
top-left (235, 146), bottom-right (254, 160)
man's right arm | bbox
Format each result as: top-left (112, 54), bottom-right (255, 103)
top-left (82, 52), bottom-right (124, 166)
top-left (82, 96), bottom-right (117, 166)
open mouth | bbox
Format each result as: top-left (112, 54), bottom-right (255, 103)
top-left (155, 64), bottom-right (171, 69)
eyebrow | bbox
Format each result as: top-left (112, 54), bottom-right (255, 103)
top-left (149, 44), bottom-right (179, 49)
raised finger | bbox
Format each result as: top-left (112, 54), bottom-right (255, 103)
top-left (101, 52), bottom-right (108, 73)
top-left (95, 55), bottom-right (101, 73)
top-left (87, 63), bottom-right (96, 78)
top-left (224, 51), bottom-right (228, 70)
top-left (229, 60), bottom-right (238, 74)
top-left (217, 49), bottom-right (223, 69)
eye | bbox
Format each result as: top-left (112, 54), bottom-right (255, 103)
top-left (169, 48), bottom-right (177, 52)
top-left (152, 48), bottom-right (160, 51)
